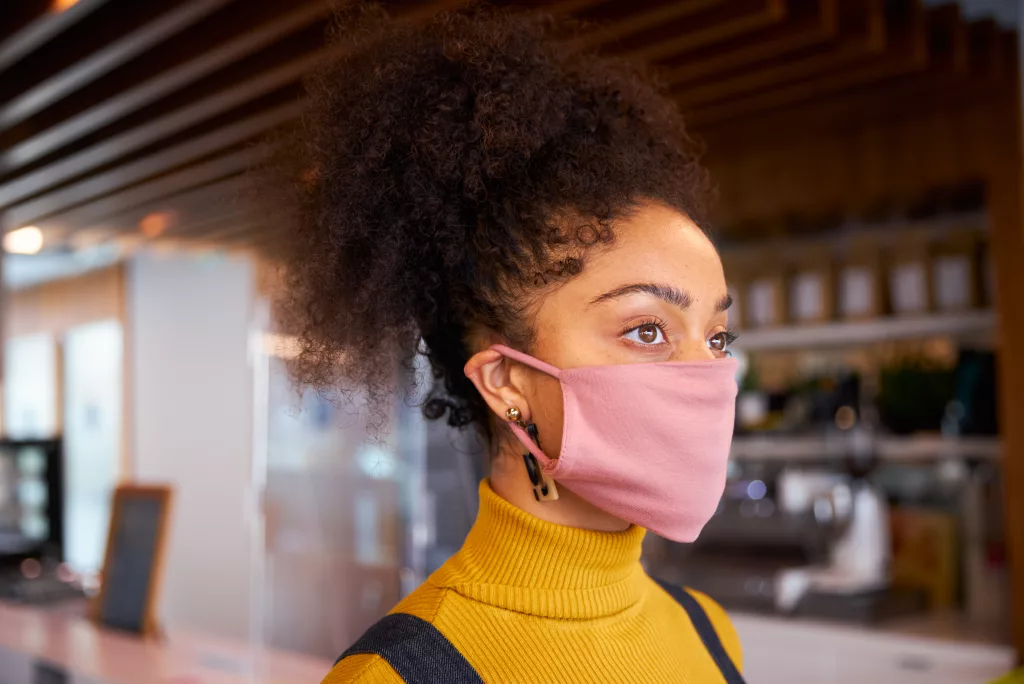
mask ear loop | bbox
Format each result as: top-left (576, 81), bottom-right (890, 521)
top-left (503, 403), bottom-right (561, 505)
top-left (496, 343), bottom-right (563, 503)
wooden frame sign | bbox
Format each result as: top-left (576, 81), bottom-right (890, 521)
top-left (93, 484), bottom-right (173, 636)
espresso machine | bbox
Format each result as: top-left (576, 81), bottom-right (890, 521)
top-left (645, 453), bottom-right (921, 624)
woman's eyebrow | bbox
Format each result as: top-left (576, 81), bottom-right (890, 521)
top-left (590, 283), bottom-right (693, 310)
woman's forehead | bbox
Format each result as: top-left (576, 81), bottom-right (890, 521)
top-left (578, 206), bottom-right (723, 291)
top-left (533, 203), bottom-right (727, 321)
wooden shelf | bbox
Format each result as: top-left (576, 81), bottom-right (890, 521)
top-left (731, 435), bottom-right (1001, 462)
top-left (733, 311), bottom-right (996, 351)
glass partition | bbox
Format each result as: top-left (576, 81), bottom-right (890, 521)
top-left (250, 334), bottom-right (482, 661)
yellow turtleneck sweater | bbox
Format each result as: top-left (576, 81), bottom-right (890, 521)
top-left (325, 480), bottom-right (742, 683)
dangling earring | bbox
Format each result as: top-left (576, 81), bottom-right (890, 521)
top-left (505, 407), bottom-right (559, 502)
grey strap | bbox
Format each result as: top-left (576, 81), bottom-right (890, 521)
top-left (655, 578), bottom-right (747, 684)
top-left (336, 613), bottom-right (483, 684)
top-left (337, 586), bottom-right (745, 684)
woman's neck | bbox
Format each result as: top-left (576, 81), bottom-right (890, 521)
top-left (432, 479), bottom-right (648, 618)
top-left (489, 450), bottom-right (631, 533)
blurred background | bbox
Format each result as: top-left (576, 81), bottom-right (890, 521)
top-left (0, 0), bottom-right (1022, 682)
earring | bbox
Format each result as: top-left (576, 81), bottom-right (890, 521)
top-left (505, 406), bottom-right (559, 503)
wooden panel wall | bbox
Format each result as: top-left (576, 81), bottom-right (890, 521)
top-left (986, 96), bottom-right (1024, 663)
top-left (4, 264), bottom-right (130, 472)
top-left (6, 265), bottom-right (125, 338)
top-left (703, 93), bottom-right (1013, 229)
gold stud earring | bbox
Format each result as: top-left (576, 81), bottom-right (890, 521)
top-left (505, 406), bottom-right (522, 424)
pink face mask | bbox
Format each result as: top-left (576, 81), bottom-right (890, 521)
top-left (491, 344), bottom-right (738, 543)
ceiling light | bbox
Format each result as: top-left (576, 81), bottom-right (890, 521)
top-left (69, 227), bottom-right (112, 250)
top-left (3, 226), bottom-right (44, 255)
top-left (139, 211), bottom-right (176, 238)
top-left (51, 0), bottom-right (81, 11)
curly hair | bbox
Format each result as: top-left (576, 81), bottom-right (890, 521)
top-left (268, 4), bottom-right (712, 442)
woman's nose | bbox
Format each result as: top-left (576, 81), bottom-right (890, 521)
top-left (671, 337), bottom-right (715, 363)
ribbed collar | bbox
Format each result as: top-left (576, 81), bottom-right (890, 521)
top-left (431, 480), bottom-right (649, 619)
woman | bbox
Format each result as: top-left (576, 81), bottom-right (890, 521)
top-left (274, 6), bottom-right (744, 683)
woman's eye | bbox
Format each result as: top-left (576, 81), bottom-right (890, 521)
top-left (707, 331), bottom-right (737, 354)
top-left (624, 323), bottom-right (666, 345)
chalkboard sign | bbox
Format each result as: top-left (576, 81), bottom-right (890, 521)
top-left (94, 485), bottom-right (172, 635)
top-left (33, 660), bottom-right (69, 684)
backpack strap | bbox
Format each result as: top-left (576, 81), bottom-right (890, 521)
top-left (335, 613), bottom-right (484, 684)
top-left (654, 579), bottom-right (746, 684)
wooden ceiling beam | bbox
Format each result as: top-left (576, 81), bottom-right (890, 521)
top-left (997, 30), bottom-right (1018, 82)
top-left (78, 175), bottom-right (251, 239)
top-left (674, 0), bottom-right (905, 108)
top-left (0, 53), bottom-right (317, 206)
top-left (574, 0), bottom-right (725, 50)
top-left (171, 206), bottom-right (258, 235)
top-left (697, 67), bottom-right (1009, 147)
top-left (921, 3), bottom-right (968, 74)
top-left (171, 211), bottom-right (266, 242)
top-left (0, 0), bottom-right (49, 47)
top-left (0, 0), bottom-right (112, 73)
top-left (967, 19), bottom-right (1001, 79)
top-left (619, 0), bottom-right (788, 65)
top-left (538, 0), bottom-right (616, 16)
top-left (688, 55), bottom-right (921, 126)
top-left (0, 0), bottom-right (237, 130)
top-left (675, 14), bottom-right (890, 108)
top-left (0, 1), bottom-right (333, 174)
top-left (685, 1), bottom-right (941, 126)
top-left (59, 173), bottom-right (268, 246)
top-left (8, 0), bottom-right (470, 245)
top-left (123, 208), bottom-right (262, 247)
top-left (4, 103), bottom-right (298, 226)
top-left (662, 0), bottom-right (842, 88)
top-left (678, 44), bottom-right (874, 108)
top-left (0, 0), bottom-right (465, 177)
top-left (204, 224), bottom-right (291, 254)
top-left (24, 147), bottom-right (257, 233)
top-left (400, 0), bottom-right (480, 18)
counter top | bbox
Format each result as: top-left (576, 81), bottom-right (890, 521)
top-left (3, 598), bottom-right (1012, 684)
top-left (0, 601), bottom-right (332, 684)
top-left (730, 609), bottom-right (1015, 684)
top-left (729, 606), bottom-right (1012, 650)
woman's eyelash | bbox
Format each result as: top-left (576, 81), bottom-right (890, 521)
top-left (722, 329), bottom-right (738, 345)
top-left (620, 317), bottom-right (669, 337)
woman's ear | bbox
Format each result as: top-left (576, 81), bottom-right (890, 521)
top-left (464, 349), bottom-right (533, 422)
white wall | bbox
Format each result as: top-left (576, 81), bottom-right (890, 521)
top-left (127, 251), bottom-right (255, 640)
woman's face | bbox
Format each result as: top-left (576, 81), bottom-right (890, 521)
top-left (511, 202), bottom-right (732, 462)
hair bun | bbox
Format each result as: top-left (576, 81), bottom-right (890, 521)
top-left (262, 5), bottom-right (710, 438)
